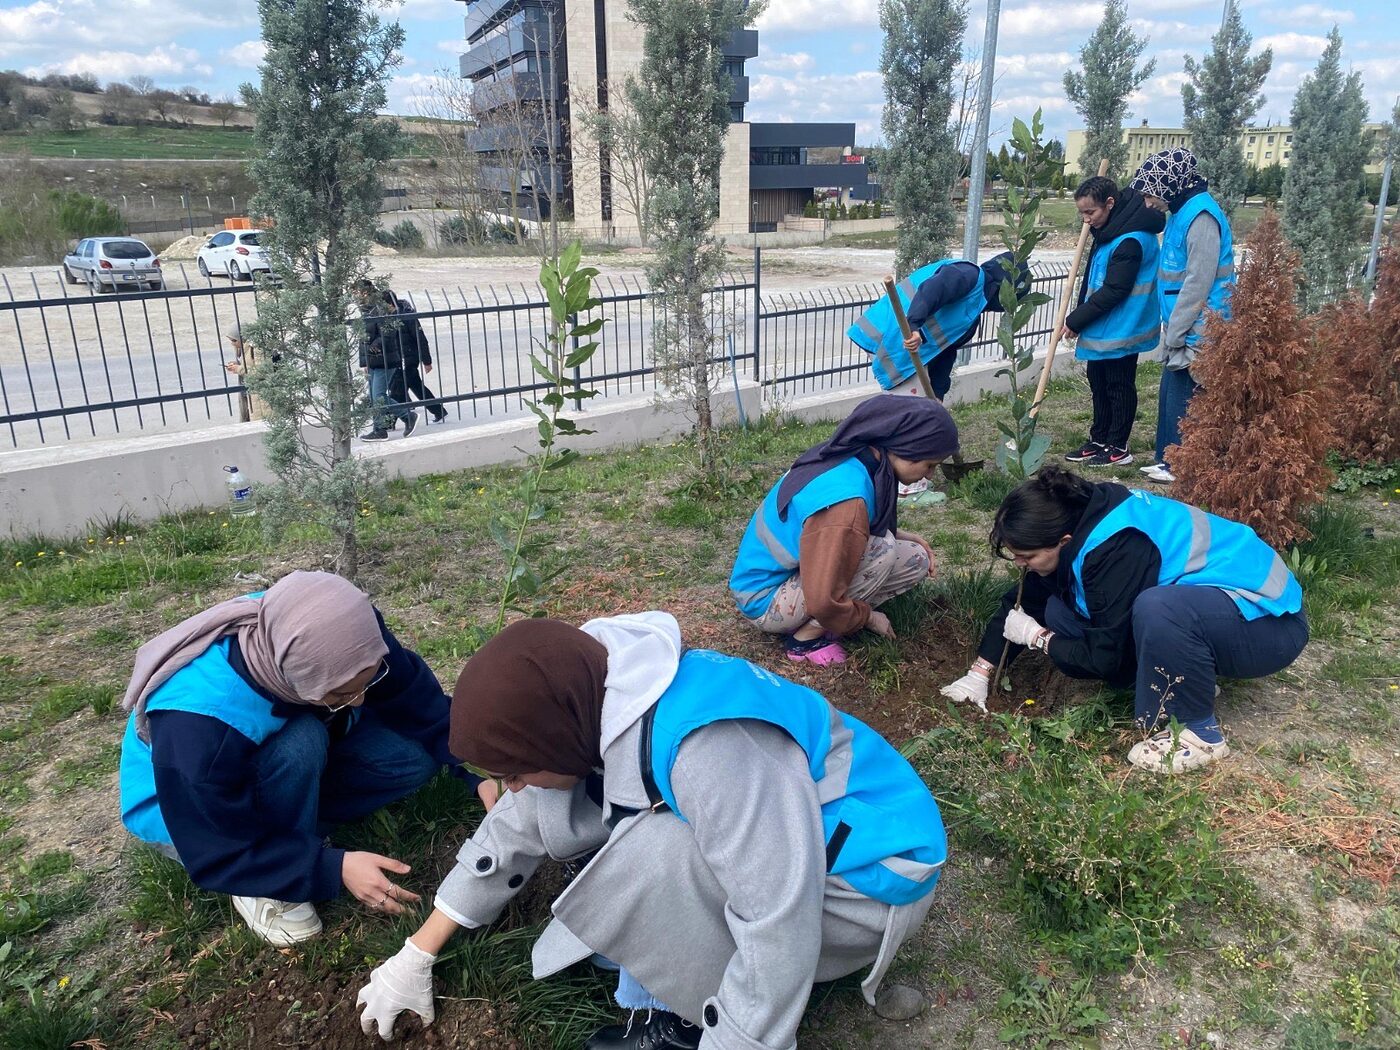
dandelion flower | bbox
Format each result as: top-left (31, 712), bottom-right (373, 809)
top-left (57, 550), bottom-right (65, 556)
top-left (14, 561), bottom-right (21, 567)
top-left (87, 538), bottom-right (95, 544)
top-left (58, 976), bottom-right (70, 989)
top-left (221, 523), bottom-right (229, 529)
top-left (36, 551), bottom-right (45, 558)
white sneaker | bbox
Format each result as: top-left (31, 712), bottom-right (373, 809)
top-left (1144, 464), bottom-right (1176, 483)
top-left (898, 478), bottom-right (930, 497)
top-left (232, 895), bottom-right (323, 945)
top-left (1127, 728), bottom-right (1229, 774)
top-left (1139, 462), bottom-right (1159, 474)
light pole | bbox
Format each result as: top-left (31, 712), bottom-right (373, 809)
top-left (962, 0), bottom-right (1001, 263)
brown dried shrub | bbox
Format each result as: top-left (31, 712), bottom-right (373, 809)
top-left (1170, 209), bottom-right (1333, 547)
top-left (1315, 243), bottom-right (1400, 464)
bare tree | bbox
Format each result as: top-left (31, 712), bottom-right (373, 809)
top-left (101, 82), bottom-right (141, 125)
top-left (572, 75), bottom-right (652, 244)
top-left (149, 89), bottom-right (180, 124)
top-left (413, 67), bottom-right (489, 233)
top-left (210, 96), bottom-right (239, 127)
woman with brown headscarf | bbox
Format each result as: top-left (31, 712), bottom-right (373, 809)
top-left (118, 571), bottom-right (493, 947)
top-left (356, 611), bottom-right (948, 1050)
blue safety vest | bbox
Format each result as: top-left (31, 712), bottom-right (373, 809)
top-left (1159, 192), bottom-right (1234, 348)
top-left (646, 650), bottom-right (946, 906)
top-left (1070, 489), bottom-right (1302, 622)
top-left (729, 458), bottom-right (876, 619)
top-left (1075, 231), bottom-right (1160, 360)
top-left (119, 637), bottom-right (288, 847)
top-left (848, 260), bottom-right (988, 390)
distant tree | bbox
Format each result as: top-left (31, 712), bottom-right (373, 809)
top-left (1171, 210), bottom-right (1333, 547)
top-left (1281, 26), bottom-right (1368, 312)
top-left (1181, 0), bottom-right (1272, 216)
top-left (880, 0), bottom-right (967, 276)
top-left (1063, 0), bottom-right (1155, 179)
top-left (241, 0), bottom-right (405, 579)
top-left (573, 76), bottom-right (653, 244)
top-left (209, 96), bottom-right (239, 127)
top-left (149, 89), bottom-right (180, 123)
top-left (128, 75), bottom-right (155, 96)
top-left (179, 86), bottom-right (211, 106)
top-left (412, 66), bottom-right (490, 239)
top-left (45, 89), bottom-right (79, 132)
top-left (101, 82), bottom-right (141, 125)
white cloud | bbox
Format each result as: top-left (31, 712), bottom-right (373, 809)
top-left (1256, 32), bottom-right (1333, 60)
top-left (26, 45), bottom-right (213, 82)
top-left (0, 0), bottom-right (253, 65)
top-left (755, 0), bottom-right (880, 33)
top-left (998, 4), bottom-right (1102, 43)
top-left (1260, 4), bottom-right (1355, 26)
top-left (751, 51), bottom-right (814, 75)
top-left (748, 69), bottom-right (884, 141)
top-left (222, 40), bottom-right (266, 69)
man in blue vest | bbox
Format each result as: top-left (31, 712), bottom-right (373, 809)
top-left (1060, 175), bottom-right (1165, 467)
top-left (1129, 148), bottom-right (1235, 484)
top-left (849, 252), bottom-right (1031, 398)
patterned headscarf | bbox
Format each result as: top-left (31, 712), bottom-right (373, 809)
top-left (1130, 148), bottom-right (1206, 204)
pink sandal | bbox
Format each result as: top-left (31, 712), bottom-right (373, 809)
top-left (785, 635), bottom-right (848, 665)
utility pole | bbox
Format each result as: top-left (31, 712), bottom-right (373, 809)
top-left (1364, 96), bottom-right (1398, 285)
top-left (962, 0), bottom-right (1001, 262)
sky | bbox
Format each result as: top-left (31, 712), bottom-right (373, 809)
top-left (1, 0), bottom-right (1397, 148)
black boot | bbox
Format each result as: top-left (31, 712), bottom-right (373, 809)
top-left (583, 1010), bottom-right (702, 1050)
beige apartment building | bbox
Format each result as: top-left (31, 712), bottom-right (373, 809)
top-left (1064, 120), bottom-right (1387, 178)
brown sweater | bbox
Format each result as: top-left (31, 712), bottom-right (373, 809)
top-left (798, 498), bottom-right (874, 635)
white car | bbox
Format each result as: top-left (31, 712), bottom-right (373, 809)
top-left (63, 237), bottom-right (164, 293)
top-left (197, 230), bottom-right (272, 281)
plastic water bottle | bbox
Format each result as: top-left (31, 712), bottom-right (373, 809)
top-left (224, 465), bottom-right (257, 517)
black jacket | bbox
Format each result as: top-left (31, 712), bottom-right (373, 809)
top-left (1065, 187), bottom-right (1166, 335)
top-left (358, 294), bottom-right (431, 370)
top-left (977, 481), bottom-right (1163, 684)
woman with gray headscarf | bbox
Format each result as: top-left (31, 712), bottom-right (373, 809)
top-left (1129, 147), bottom-right (1237, 484)
top-left (118, 571), bottom-right (492, 946)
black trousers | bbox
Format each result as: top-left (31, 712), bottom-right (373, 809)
top-left (1085, 354), bottom-right (1139, 448)
top-left (388, 363), bottom-right (446, 420)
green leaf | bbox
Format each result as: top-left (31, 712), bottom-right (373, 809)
top-left (539, 267), bottom-right (565, 320)
top-left (554, 417), bottom-right (578, 433)
top-left (564, 344), bottom-right (599, 369)
top-left (571, 317), bottom-right (606, 337)
top-left (529, 353), bottom-right (560, 384)
top-left (488, 518), bottom-right (514, 550)
top-left (547, 448), bottom-right (580, 470)
top-left (541, 391), bottom-right (565, 409)
top-left (564, 388), bottom-right (599, 402)
top-left (537, 419), bottom-right (553, 445)
top-left (559, 239), bottom-right (583, 280)
top-left (995, 420), bottom-right (1017, 439)
top-left (1022, 433), bottom-right (1052, 474)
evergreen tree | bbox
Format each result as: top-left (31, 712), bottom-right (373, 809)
top-left (1181, 0), bottom-right (1272, 216)
top-left (879, 0), bottom-right (966, 276)
top-left (1063, 0), bottom-right (1155, 180)
top-left (627, 0), bottom-right (760, 473)
top-left (241, 0), bottom-right (404, 579)
top-left (1281, 27), bottom-right (1368, 312)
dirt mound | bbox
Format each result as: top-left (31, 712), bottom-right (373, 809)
top-left (159, 235), bottom-right (206, 261)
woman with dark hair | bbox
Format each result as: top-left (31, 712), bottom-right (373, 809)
top-left (938, 467), bottom-right (1308, 772)
top-left (118, 571), bottom-right (492, 946)
top-left (728, 394), bottom-right (960, 665)
top-left (355, 613), bottom-right (947, 1049)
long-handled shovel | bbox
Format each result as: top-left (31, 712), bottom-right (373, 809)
top-left (882, 275), bottom-right (985, 483)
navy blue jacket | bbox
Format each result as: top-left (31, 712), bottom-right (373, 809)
top-left (904, 262), bottom-right (984, 358)
top-left (147, 611), bottom-right (472, 902)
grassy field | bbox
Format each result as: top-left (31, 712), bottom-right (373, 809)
top-left (1, 367), bottom-right (1398, 1049)
top-left (0, 125), bottom-right (439, 160)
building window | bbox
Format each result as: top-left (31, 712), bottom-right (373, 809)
top-left (750, 146), bottom-right (803, 165)
top-left (1283, 150), bottom-right (1290, 159)
top-left (1248, 136), bottom-right (1256, 145)
top-left (1267, 134), bottom-right (1274, 144)
top-left (1286, 134), bottom-right (1293, 143)
top-left (1247, 151), bottom-right (1254, 159)
top-left (1265, 151), bottom-right (1272, 158)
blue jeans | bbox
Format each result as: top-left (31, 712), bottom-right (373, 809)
top-left (1154, 365), bottom-right (1199, 464)
top-left (252, 709), bottom-right (438, 836)
top-left (1044, 588), bottom-right (1308, 733)
top-left (368, 366), bottom-right (411, 432)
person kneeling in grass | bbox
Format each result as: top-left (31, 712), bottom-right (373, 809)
top-left (356, 612), bottom-right (946, 1049)
top-left (939, 467), bottom-right (1308, 772)
top-left (118, 571), bottom-right (497, 946)
top-left (728, 394), bottom-right (959, 665)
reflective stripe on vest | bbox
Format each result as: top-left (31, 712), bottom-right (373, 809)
top-left (847, 260), bottom-right (987, 390)
top-left (647, 650), bottom-right (947, 906)
top-left (1075, 231), bottom-right (1161, 359)
top-left (1158, 192), bottom-right (1234, 348)
top-left (729, 458), bottom-right (876, 618)
top-left (118, 637), bottom-right (287, 847)
top-left (1070, 489), bottom-right (1302, 622)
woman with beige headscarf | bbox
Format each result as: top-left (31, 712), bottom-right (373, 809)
top-left (118, 571), bottom-right (493, 946)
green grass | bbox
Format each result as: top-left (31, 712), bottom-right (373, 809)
top-left (0, 124), bottom-right (438, 160)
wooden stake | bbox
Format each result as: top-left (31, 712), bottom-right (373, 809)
top-left (1028, 157), bottom-right (1109, 419)
top-left (991, 568), bottom-right (1027, 703)
top-left (883, 275), bottom-right (937, 400)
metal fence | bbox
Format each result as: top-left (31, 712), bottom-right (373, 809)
top-left (0, 253), bottom-right (1071, 451)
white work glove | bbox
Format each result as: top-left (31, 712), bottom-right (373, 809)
top-left (1003, 607), bottom-right (1049, 648)
top-left (940, 668), bottom-right (990, 712)
top-left (357, 938), bottom-right (436, 1040)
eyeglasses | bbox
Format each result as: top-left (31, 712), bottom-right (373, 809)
top-left (325, 658), bottom-right (390, 712)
